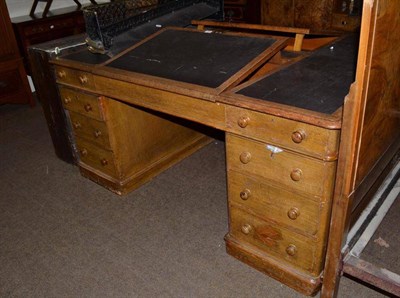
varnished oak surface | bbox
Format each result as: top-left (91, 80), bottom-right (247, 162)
top-left (51, 27), bottom-right (355, 296)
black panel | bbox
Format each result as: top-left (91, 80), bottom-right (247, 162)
top-left (238, 35), bottom-right (359, 114)
top-left (107, 30), bottom-right (277, 88)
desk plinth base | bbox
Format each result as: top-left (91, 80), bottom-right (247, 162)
top-left (224, 234), bottom-right (321, 296)
top-left (79, 135), bottom-right (212, 195)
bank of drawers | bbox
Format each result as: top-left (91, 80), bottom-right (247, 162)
top-left (226, 132), bottom-right (337, 275)
top-left (226, 105), bottom-right (340, 161)
top-left (59, 85), bottom-right (118, 178)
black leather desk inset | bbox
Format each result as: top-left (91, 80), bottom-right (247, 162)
top-left (237, 35), bottom-right (358, 114)
top-left (108, 30), bottom-right (277, 88)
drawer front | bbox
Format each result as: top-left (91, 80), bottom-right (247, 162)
top-left (226, 134), bottom-right (336, 196)
top-left (229, 207), bottom-right (322, 275)
top-left (226, 105), bottom-right (340, 161)
top-left (331, 14), bottom-right (361, 31)
top-left (23, 17), bottom-right (75, 36)
top-left (69, 111), bottom-right (111, 150)
top-left (60, 87), bottom-right (105, 121)
top-left (75, 137), bottom-right (118, 178)
top-left (228, 170), bottom-right (321, 236)
top-left (55, 66), bottom-right (95, 90)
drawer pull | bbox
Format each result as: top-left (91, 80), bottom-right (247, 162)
top-left (286, 244), bottom-right (297, 256)
top-left (84, 104), bottom-right (93, 112)
top-left (241, 223), bottom-right (252, 235)
top-left (80, 148), bottom-right (88, 156)
top-left (239, 151), bottom-right (251, 164)
top-left (73, 122), bottom-right (82, 129)
top-left (79, 75), bottom-right (88, 85)
top-left (58, 70), bottom-right (66, 78)
top-left (94, 130), bottom-right (102, 138)
top-left (287, 207), bottom-right (300, 220)
top-left (101, 158), bottom-right (108, 166)
top-left (290, 168), bottom-right (302, 181)
top-left (237, 116), bottom-right (250, 128)
top-left (291, 130), bottom-right (306, 144)
top-left (64, 96), bottom-right (72, 104)
top-left (239, 188), bottom-right (251, 200)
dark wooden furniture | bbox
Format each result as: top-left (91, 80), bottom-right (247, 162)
top-left (224, 0), bottom-right (261, 23)
top-left (12, 6), bottom-right (86, 74)
top-left (261, 0), bottom-right (362, 32)
top-left (29, 0), bottom-right (97, 17)
top-left (0, 0), bottom-right (34, 106)
top-left (49, 0), bottom-right (399, 296)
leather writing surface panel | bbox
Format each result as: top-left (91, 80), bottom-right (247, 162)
top-left (238, 35), bottom-right (358, 114)
top-left (107, 29), bottom-right (276, 88)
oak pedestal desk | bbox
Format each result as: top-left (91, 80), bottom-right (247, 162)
top-left (51, 4), bottom-right (400, 295)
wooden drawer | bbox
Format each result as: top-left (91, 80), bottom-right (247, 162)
top-left (55, 66), bottom-right (95, 90)
top-left (228, 170), bottom-right (322, 236)
top-left (229, 206), bottom-right (322, 275)
top-left (60, 87), bottom-right (106, 121)
top-left (331, 13), bottom-right (361, 32)
top-left (75, 137), bottom-right (118, 178)
top-left (69, 111), bottom-right (111, 150)
top-left (226, 105), bottom-right (340, 161)
top-left (226, 134), bottom-right (337, 196)
top-left (23, 17), bottom-right (75, 36)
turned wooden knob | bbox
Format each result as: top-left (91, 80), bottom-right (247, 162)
top-left (64, 96), bottom-right (72, 104)
top-left (94, 130), bottom-right (102, 138)
top-left (290, 168), bottom-right (303, 181)
top-left (239, 152), bottom-right (251, 164)
top-left (58, 70), bottom-right (66, 78)
top-left (237, 116), bottom-right (250, 128)
top-left (286, 244), bottom-right (297, 256)
top-left (80, 148), bottom-right (88, 156)
top-left (79, 75), bottom-right (88, 85)
top-left (241, 223), bottom-right (252, 235)
top-left (73, 122), bottom-right (81, 129)
top-left (101, 158), bottom-right (108, 166)
top-left (291, 130), bottom-right (306, 143)
top-left (84, 103), bottom-right (92, 112)
top-left (287, 207), bottom-right (300, 220)
top-left (240, 188), bottom-right (251, 200)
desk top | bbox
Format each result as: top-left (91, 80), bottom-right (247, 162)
top-left (107, 29), bottom-right (280, 88)
top-left (235, 35), bottom-right (358, 114)
top-left (53, 28), bottom-right (357, 128)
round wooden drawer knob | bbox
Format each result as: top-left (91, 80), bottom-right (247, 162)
top-left (287, 207), bottom-right (300, 220)
top-left (101, 158), bottom-right (108, 166)
top-left (73, 122), bottom-right (82, 129)
top-left (239, 152), bottom-right (251, 164)
top-left (237, 116), bottom-right (250, 128)
top-left (84, 104), bottom-right (92, 112)
top-left (286, 244), bottom-right (297, 256)
top-left (240, 188), bottom-right (251, 200)
top-left (241, 223), bottom-right (252, 235)
top-left (64, 96), bottom-right (72, 104)
top-left (290, 168), bottom-right (303, 181)
top-left (291, 130), bottom-right (306, 144)
top-left (80, 149), bottom-right (88, 156)
top-left (58, 70), bottom-right (66, 78)
top-left (79, 75), bottom-right (88, 85)
top-left (94, 130), bottom-right (102, 138)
